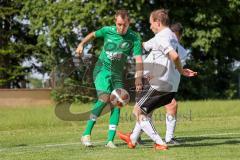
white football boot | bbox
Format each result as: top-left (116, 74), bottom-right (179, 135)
top-left (81, 135), bottom-right (93, 147)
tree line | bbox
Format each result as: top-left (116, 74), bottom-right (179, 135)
top-left (1, 0), bottom-right (240, 100)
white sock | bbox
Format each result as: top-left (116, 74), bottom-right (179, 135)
top-left (139, 117), bottom-right (165, 145)
top-left (130, 122), bottom-right (142, 144)
top-left (165, 114), bottom-right (177, 142)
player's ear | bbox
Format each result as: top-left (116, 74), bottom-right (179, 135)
top-left (127, 17), bottom-right (131, 24)
top-left (158, 21), bottom-right (161, 27)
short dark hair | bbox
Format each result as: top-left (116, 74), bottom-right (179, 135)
top-left (115, 9), bottom-right (130, 20)
top-left (170, 22), bottom-right (183, 35)
top-left (150, 9), bottom-right (169, 26)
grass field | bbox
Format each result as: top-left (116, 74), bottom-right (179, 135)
top-left (0, 100), bottom-right (240, 160)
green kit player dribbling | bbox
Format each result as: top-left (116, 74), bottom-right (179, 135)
top-left (76, 10), bottom-right (143, 148)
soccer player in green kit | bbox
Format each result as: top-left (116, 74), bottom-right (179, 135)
top-left (76, 10), bottom-right (143, 148)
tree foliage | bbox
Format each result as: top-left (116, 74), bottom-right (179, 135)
top-left (0, 0), bottom-right (42, 88)
top-left (6, 0), bottom-right (239, 99)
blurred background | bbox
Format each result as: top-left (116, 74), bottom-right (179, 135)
top-left (1, 0), bottom-right (240, 104)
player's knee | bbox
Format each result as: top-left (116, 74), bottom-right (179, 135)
top-left (89, 113), bottom-right (98, 121)
top-left (99, 94), bottom-right (110, 103)
top-left (139, 113), bottom-right (151, 121)
top-left (165, 99), bottom-right (178, 115)
top-left (166, 99), bottom-right (177, 109)
top-left (133, 104), bottom-right (141, 117)
top-left (172, 99), bottom-right (177, 107)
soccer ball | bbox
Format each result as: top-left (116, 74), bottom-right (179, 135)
top-left (110, 88), bottom-right (130, 108)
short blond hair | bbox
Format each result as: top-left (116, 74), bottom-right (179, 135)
top-left (150, 9), bottom-right (169, 26)
top-left (115, 9), bottom-right (130, 20)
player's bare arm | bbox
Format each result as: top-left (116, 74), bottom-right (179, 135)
top-left (168, 50), bottom-right (197, 77)
top-left (76, 32), bottom-right (96, 56)
top-left (135, 56), bottom-right (143, 92)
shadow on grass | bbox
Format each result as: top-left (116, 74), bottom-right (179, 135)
top-left (116, 136), bottom-right (240, 148)
top-left (173, 136), bottom-right (240, 148)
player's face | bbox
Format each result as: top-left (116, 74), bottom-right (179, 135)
top-left (115, 16), bottom-right (129, 35)
top-left (149, 15), bottom-right (159, 34)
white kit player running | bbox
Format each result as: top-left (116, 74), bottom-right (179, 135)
top-left (118, 9), bottom-right (197, 150)
top-left (136, 22), bottom-right (189, 146)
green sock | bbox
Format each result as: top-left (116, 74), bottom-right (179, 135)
top-left (83, 100), bottom-right (106, 136)
top-left (107, 107), bottom-right (120, 142)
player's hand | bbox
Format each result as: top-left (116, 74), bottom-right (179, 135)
top-left (181, 68), bottom-right (197, 77)
top-left (76, 44), bottom-right (84, 57)
top-left (135, 77), bottom-right (143, 92)
top-left (146, 73), bottom-right (154, 81)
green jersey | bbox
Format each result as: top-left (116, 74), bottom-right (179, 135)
top-left (95, 26), bottom-right (142, 74)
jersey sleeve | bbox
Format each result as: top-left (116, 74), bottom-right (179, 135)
top-left (95, 26), bottom-right (109, 38)
top-left (158, 36), bottom-right (174, 55)
top-left (143, 37), bottom-right (155, 52)
top-left (133, 33), bottom-right (142, 56)
top-left (177, 44), bottom-right (188, 65)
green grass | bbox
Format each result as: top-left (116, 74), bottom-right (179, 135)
top-left (0, 100), bottom-right (240, 160)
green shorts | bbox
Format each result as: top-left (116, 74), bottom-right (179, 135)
top-left (93, 63), bottom-right (123, 96)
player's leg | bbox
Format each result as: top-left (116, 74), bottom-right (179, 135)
top-left (105, 107), bottom-right (120, 148)
top-left (118, 83), bottom-right (174, 149)
top-left (135, 111), bottom-right (153, 145)
top-left (136, 98), bottom-right (179, 145)
top-left (135, 87), bottom-right (175, 150)
top-left (82, 94), bottom-right (110, 136)
top-left (129, 79), bottom-right (151, 145)
top-left (117, 102), bottom-right (144, 149)
top-left (106, 77), bottom-right (123, 148)
top-left (81, 69), bottom-right (111, 146)
top-left (138, 112), bottom-right (166, 146)
top-left (118, 104), bottom-right (167, 150)
top-left (129, 103), bottom-right (144, 145)
top-left (165, 98), bottom-right (179, 144)
top-left (131, 107), bottom-right (153, 144)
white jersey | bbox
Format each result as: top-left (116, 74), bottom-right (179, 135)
top-left (143, 28), bottom-right (181, 92)
top-left (177, 43), bottom-right (188, 66)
